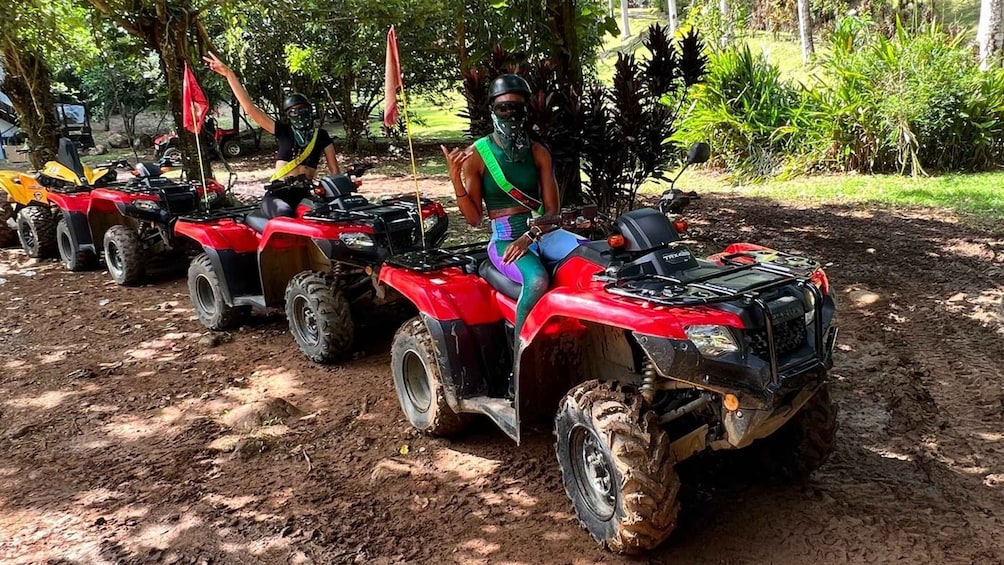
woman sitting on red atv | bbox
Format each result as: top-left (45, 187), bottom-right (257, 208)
top-left (204, 52), bottom-right (342, 217)
top-left (442, 74), bottom-right (582, 340)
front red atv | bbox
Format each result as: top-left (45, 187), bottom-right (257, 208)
top-left (379, 201), bottom-right (839, 554)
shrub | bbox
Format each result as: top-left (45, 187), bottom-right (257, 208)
top-left (674, 44), bottom-right (811, 180)
top-left (809, 16), bottom-right (1004, 174)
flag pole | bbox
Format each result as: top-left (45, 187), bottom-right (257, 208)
top-left (397, 85), bottom-right (426, 249)
top-left (191, 100), bottom-right (210, 211)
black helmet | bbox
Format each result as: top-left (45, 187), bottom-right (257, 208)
top-left (282, 93), bottom-right (312, 114)
top-left (488, 74), bottom-right (531, 103)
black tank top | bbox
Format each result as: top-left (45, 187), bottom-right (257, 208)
top-left (275, 122), bottom-right (332, 168)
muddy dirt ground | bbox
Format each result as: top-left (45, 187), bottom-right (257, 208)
top-left (1, 169), bottom-right (1003, 564)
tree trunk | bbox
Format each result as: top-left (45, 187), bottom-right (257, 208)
top-left (608, 0), bottom-right (614, 18)
top-left (0, 42), bottom-right (60, 169)
top-left (620, 0), bottom-right (631, 39)
top-left (978, 0), bottom-right (1004, 70)
top-left (719, 0), bottom-right (734, 46)
top-left (667, 0), bottom-right (679, 36)
top-left (797, 0), bottom-right (814, 65)
top-left (545, 0), bottom-right (584, 203)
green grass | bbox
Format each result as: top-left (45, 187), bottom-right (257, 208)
top-left (648, 168), bottom-right (1004, 232)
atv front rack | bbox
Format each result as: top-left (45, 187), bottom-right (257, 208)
top-left (385, 242), bottom-right (486, 273)
top-left (603, 252), bottom-right (832, 391)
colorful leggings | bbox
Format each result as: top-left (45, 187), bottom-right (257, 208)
top-left (488, 228), bottom-right (584, 338)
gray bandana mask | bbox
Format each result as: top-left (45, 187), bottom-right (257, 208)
top-left (289, 115), bottom-right (313, 147)
top-left (491, 114), bottom-right (531, 162)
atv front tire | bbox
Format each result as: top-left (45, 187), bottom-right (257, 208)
top-left (57, 217), bottom-right (96, 271)
top-left (555, 381), bottom-right (680, 554)
top-left (0, 192), bottom-right (18, 248)
top-left (188, 253), bottom-right (248, 330)
top-left (103, 225), bottom-right (145, 285)
top-left (16, 206), bottom-right (57, 258)
top-left (221, 139), bottom-right (242, 158)
top-left (755, 383), bottom-right (838, 481)
top-left (390, 317), bottom-right (470, 436)
top-left (284, 271), bottom-right (354, 363)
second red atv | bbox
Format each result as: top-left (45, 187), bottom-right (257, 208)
top-left (174, 169), bottom-right (449, 363)
top-left (379, 143), bottom-right (839, 554)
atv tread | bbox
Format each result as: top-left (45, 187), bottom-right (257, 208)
top-left (284, 271), bottom-right (354, 363)
top-left (391, 317), bottom-right (470, 437)
top-left (0, 192), bottom-right (18, 248)
top-left (56, 217), bottom-right (96, 271)
top-left (17, 206), bottom-right (57, 258)
top-left (103, 225), bottom-right (145, 285)
top-left (555, 380), bottom-right (679, 554)
top-left (757, 383), bottom-right (839, 481)
top-left (188, 253), bottom-right (247, 330)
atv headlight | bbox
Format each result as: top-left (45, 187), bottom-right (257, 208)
top-left (134, 199), bottom-right (160, 211)
top-left (339, 232), bottom-right (374, 249)
top-left (685, 325), bottom-right (739, 357)
top-left (422, 214), bottom-right (440, 234)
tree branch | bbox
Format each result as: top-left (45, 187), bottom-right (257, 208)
top-left (86, 0), bottom-right (144, 38)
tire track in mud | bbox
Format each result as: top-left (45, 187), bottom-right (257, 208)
top-left (698, 198), bottom-right (1004, 563)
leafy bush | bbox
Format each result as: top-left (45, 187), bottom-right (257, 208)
top-left (808, 16), bottom-right (1004, 174)
top-left (674, 44), bottom-right (810, 180)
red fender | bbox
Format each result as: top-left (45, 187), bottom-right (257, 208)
top-left (45, 191), bottom-right (92, 214)
top-left (173, 218), bottom-right (260, 253)
top-left (379, 265), bottom-right (504, 326)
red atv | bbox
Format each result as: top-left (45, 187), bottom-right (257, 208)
top-left (379, 143), bottom-right (839, 554)
top-left (154, 116), bottom-right (243, 162)
top-left (51, 155), bottom-right (227, 283)
top-left (173, 168), bottom-right (449, 363)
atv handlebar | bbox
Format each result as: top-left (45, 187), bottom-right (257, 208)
top-left (658, 189), bottom-right (700, 215)
top-left (528, 204), bottom-right (612, 232)
top-left (344, 162), bottom-right (374, 178)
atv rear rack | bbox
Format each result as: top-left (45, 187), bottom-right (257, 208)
top-left (384, 242), bottom-right (486, 273)
top-left (179, 205), bottom-right (259, 223)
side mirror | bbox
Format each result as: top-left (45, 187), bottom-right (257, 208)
top-left (687, 142), bottom-right (710, 165)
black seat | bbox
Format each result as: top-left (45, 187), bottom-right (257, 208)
top-left (56, 138), bottom-right (86, 180)
top-left (244, 210), bottom-right (270, 233)
top-left (478, 260), bottom-right (521, 300)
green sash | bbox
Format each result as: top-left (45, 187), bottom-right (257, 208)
top-left (473, 137), bottom-right (544, 214)
top-left (270, 129), bottom-right (320, 182)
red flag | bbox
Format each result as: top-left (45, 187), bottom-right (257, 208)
top-left (383, 26), bottom-right (403, 128)
top-left (183, 63), bottom-right (210, 135)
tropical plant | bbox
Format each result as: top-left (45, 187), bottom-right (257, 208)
top-left (674, 44), bottom-right (808, 180)
top-left (579, 26), bottom-right (707, 215)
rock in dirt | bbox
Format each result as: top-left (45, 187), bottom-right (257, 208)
top-left (199, 333), bottom-right (231, 348)
top-left (370, 458), bottom-right (412, 483)
top-left (289, 551), bottom-right (314, 565)
top-left (221, 397), bottom-right (302, 431)
top-left (106, 132), bottom-right (130, 149)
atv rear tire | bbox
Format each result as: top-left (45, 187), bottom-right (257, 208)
top-left (57, 217), bottom-right (96, 271)
top-left (16, 206), bottom-right (57, 258)
top-left (103, 225), bottom-right (145, 285)
top-left (555, 381), bottom-right (680, 554)
top-left (391, 317), bottom-right (470, 437)
top-left (284, 271), bottom-right (354, 363)
top-left (188, 253), bottom-right (248, 330)
top-left (0, 192), bottom-right (17, 248)
top-left (755, 383), bottom-right (838, 481)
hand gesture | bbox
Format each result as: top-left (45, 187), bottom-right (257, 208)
top-left (502, 234), bottom-right (532, 264)
top-left (440, 144), bottom-right (471, 181)
top-left (203, 52), bottom-right (231, 78)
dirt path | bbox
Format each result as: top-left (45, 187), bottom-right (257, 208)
top-left (1, 181), bottom-right (1002, 565)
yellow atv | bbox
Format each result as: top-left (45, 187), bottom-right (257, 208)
top-left (0, 139), bottom-right (117, 257)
